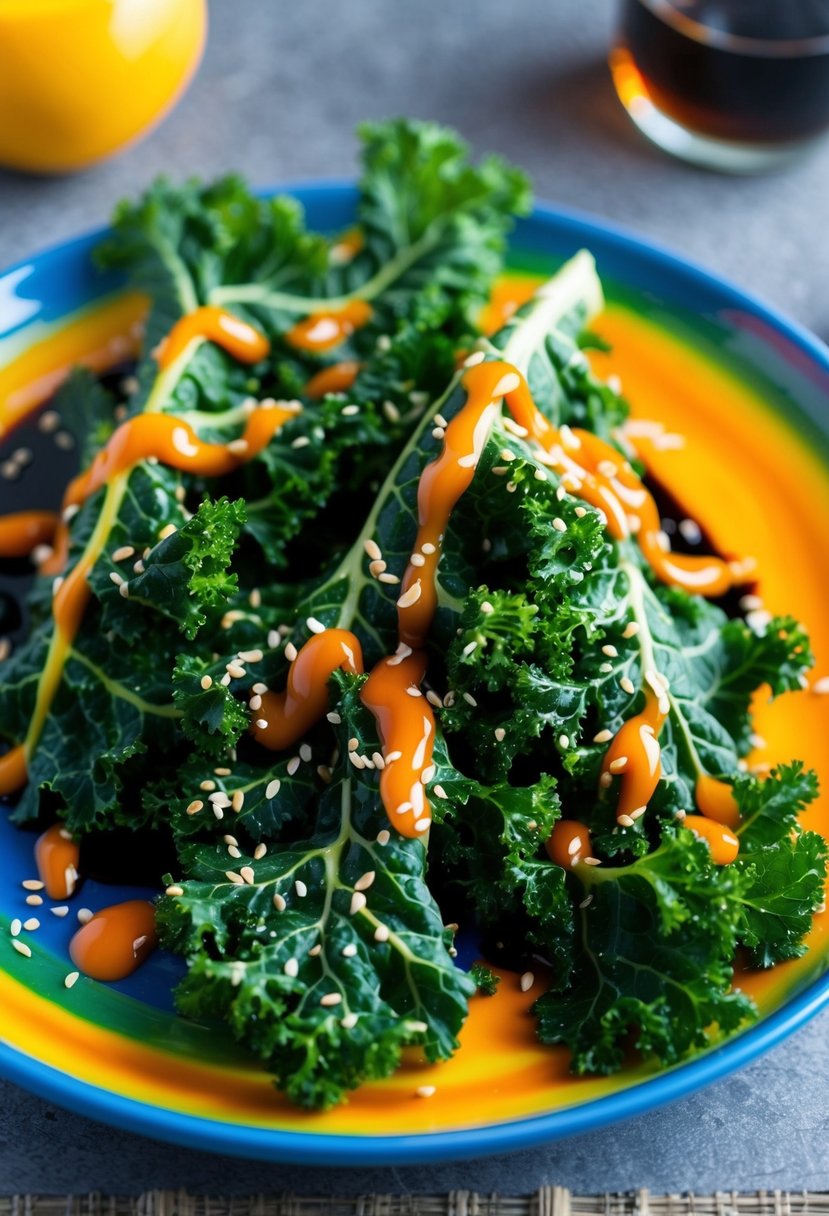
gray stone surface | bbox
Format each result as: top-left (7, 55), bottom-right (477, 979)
top-left (1, 0), bottom-right (829, 1195)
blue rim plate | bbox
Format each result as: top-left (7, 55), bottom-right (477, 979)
top-left (0, 184), bottom-right (828, 1164)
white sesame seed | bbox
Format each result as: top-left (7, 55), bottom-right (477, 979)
top-left (620, 676), bottom-right (636, 695)
top-left (321, 992), bottom-right (343, 1007)
top-left (231, 790), bottom-right (245, 813)
top-left (386, 750), bottom-right (403, 763)
top-left (10, 918), bottom-right (22, 937)
top-left (405, 685), bottom-right (422, 698)
top-left (348, 751), bottom-right (366, 770)
top-left (414, 817), bottom-right (431, 833)
top-left (350, 891), bottom-right (367, 915)
top-left (25, 895), bottom-right (43, 906)
top-left (462, 640), bottom-right (478, 657)
top-left (226, 662), bottom-right (246, 680)
top-left (158, 523), bottom-right (177, 540)
top-left (112, 545), bottom-right (135, 563)
top-left (309, 943), bottom-right (322, 957)
top-left (494, 727), bottom-right (506, 742)
top-left (364, 539), bottom-right (382, 561)
top-left (520, 971), bottom-right (535, 993)
top-left (355, 871), bottom-right (376, 892)
top-left (574, 506), bottom-right (587, 518)
top-left (395, 801), bottom-right (413, 816)
top-left (422, 542), bottom-right (436, 555)
top-left (64, 971), bottom-right (80, 989)
top-left (383, 400), bottom-right (401, 422)
top-left (12, 940), bottom-right (31, 958)
top-left (583, 856), bottom-right (602, 866)
top-left (579, 894), bottom-right (594, 909)
top-left (287, 756), bottom-right (301, 776)
top-left (295, 880), bottom-right (308, 897)
top-left (416, 1085), bottom-right (436, 1098)
top-left (225, 871), bottom-right (244, 885)
top-left (462, 692), bottom-right (478, 707)
top-left (617, 813), bottom-right (635, 827)
top-left (186, 799), bottom-right (204, 816)
top-left (299, 743), bottom-right (312, 763)
top-left (227, 845), bottom-right (241, 859)
top-left (378, 571), bottom-right (400, 584)
top-left (284, 957), bottom-right (299, 977)
top-left (50, 905), bottom-right (70, 918)
top-left (341, 1012), bottom-right (359, 1029)
top-left (284, 641), bottom-right (298, 662)
top-left (397, 581), bottom-right (422, 609)
top-left (602, 644), bottom-right (619, 658)
top-left (432, 427), bottom-right (445, 440)
top-left (433, 784), bottom-right (448, 800)
top-left (342, 943), bottom-right (358, 957)
top-left (374, 924), bottom-right (390, 942)
top-left (377, 829), bottom-right (391, 846)
top-left (306, 616), bottom-right (326, 635)
top-left (552, 518), bottom-right (567, 533)
top-left (630, 806), bottom-right (647, 820)
top-left (593, 729), bottom-right (613, 743)
top-left (109, 571), bottom-right (124, 587)
top-left (273, 893), bottom-right (287, 911)
top-left (609, 756), bottom-right (628, 774)
top-left (622, 621), bottom-right (640, 639)
top-left (291, 435), bottom-right (310, 449)
top-left (22, 880), bottom-right (44, 892)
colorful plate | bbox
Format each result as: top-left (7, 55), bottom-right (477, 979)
top-left (1, 186), bottom-right (828, 1164)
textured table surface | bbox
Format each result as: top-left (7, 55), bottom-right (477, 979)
top-left (2, 0), bottom-right (829, 1196)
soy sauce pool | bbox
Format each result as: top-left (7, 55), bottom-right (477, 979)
top-left (616, 0), bottom-right (829, 145)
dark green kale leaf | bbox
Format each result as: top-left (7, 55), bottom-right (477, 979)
top-left (470, 962), bottom-right (500, 995)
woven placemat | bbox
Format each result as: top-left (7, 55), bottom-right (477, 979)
top-left (1, 1192), bottom-right (828, 1216)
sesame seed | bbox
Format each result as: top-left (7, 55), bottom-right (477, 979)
top-left (574, 506), bottom-right (587, 518)
top-left (225, 871), bottom-right (244, 885)
top-left (520, 971), bottom-right (535, 993)
top-left (186, 799), bottom-right (204, 816)
top-left (299, 743), bottom-right (312, 763)
top-left (158, 523), bottom-right (177, 540)
top-left (350, 892), bottom-right (367, 915)
top-left (609, 757), bottom-right (628, 774)
top-left (64, 971), bottom-right (80, 989)
top-left (213, 806), bottom-right (225, 821)
top-left (112, 545), bottom-right (135, 563)
top-left (265, 778), bottom-right (281, 801)
top-left (414, 817), bottom-right (431, 833)
top-left (283, 957), bottom-right (299, 977)
top-left (12, 940), bottom-right (31, 958)
top-left (395, 801), bottom-right (413, 816)
top-left (249, 694), bottom-right (263, 712)
top-left (583, 856), bottom-right (602, 866)
top-left (405, 685), bottom-right (422, 698)
top-left (226, 662), bottom-right (246, 680)
top-left (284, 642), bottom-right (298, 662)
top-left (231, 790), bottom-right (245, 813)
top-left (617, 813), bottom-right (635, 827)
top-left (432, 426), bottom-right (446, 440)
top-left (342, 943), bottom-right (358, 957)
top-left (309, 944), bottom-right (322, 957)
top-left (630, 806), bottom-right (647, 820)
top-left (22, 880), bottom-right (44, 892)
top-left (238, 648), bottom-right (263, 664)
top-left (227, 845), bottom-right (241, 859)
top-left (287, 756), bottom-right (301, 776)
top-left (320, 992), bottom-right (342, 1007)
top-left (383, 400), bottom-right (401, 422)
top-left (295, 880), bottom-right (307, 897)
top-left (433, 785), bottom-right (448, 800)
top-left (602, 644), bottom-right (619, 658)
top-left (10, 918), bottom-right (22, 937)
top-left (593, 729), bottom-right (613, 743)
top-left (622, 621), bottom-right (640, 639)
top-left (354, 871), bottom-right (376, 893)
top-left (341, 1012), bottom-right (359, 1029)
top-left (397, 581), bottom-right (422, 609)
top-left (462, 640), bottom-right (478, 657)
top-left (552, 518), bottom-right (567, 533)
top-left (273, 893), bottom-right (287, 911)
top-left (386, 750), bottom-right (403, 763)
top-left (416, 1085), bottom-right (436, 1098)
top-left (291, 436), bottom-right (310, 449)
top-left (378, 571), bottom-right (400, 584)
top-left (109, 571), bottom-right (124, 587)
top-left (620, 676), bottom-right (636, 695)
top-left (306, 616), bottom-right (326, 635)
top-left (220, 673), bottom-right (232, 686)
top-left (494, 727), bottom-right (506, 742)
top-left (25, 895), bottom-right (43, 907)
top-left (559, 734), bottom-right (570, 749)
top-left (374, 924), bottom-right (390, 942)
top-left (38, 409), bottom-right (60, 433)
top-left (118, 581), bottom-right (131, 599)
top-left (462, 692), bottom-right (478, 707)
top-left (54, 431), bottom-right (75, 451)
top-left (364, 539), bottom-right (382, 561)
top-left (579, 894), bottom-right (594, 909)
top-left (812, 676), bottom-right (829, 696)
top-left (422, 542), bottom-right (436, 555)
top-left (200, 780), bottom-right (216, 792)
top-left (209, 792), bottom-right (231, 807)
top-left (372, 751), bottom-right (386, 770)
top-left (50, 905), bottom-right (70, 918)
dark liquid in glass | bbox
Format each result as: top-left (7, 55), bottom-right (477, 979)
top-left (618, 0), bottom-right (829, 144)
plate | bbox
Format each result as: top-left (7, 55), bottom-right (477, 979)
top-left (1, 185), bottom-right (828, 1164)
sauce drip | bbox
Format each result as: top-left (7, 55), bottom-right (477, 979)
top-left (252, 630), bottom-right (364, 752)
top-left (599, 690), bottom-right (667, 825)
top-left (682, 815), bottom-right (740, 865)
top-left (287, 301), bottom-right (372, 353)
top-left (0, 746), bottom-right (27, 795)
top-left (0, 511), bottom-right (58, 558)
top-left (68, 899), bottom-right (157, 981)
top-left (303, 361), bottom-right (362, 399)
top-left (156, 306), bottom-right (270, 370)
top-left (361, 651), bottom-right (436, 838)
top-left (34, 823), bottom-right (81, 899)
top-left (695, 772), bottom-right (741, 828)
top-left (546, 820), bottom-right (594, 868)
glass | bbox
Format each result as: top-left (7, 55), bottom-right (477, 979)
top-left (610, 0), bottom-right (829, 171)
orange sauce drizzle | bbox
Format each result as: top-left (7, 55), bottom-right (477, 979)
top-left (156, 305), bottom-right (270, 370)
top-left (546, 820), bottom-right (593, 868)
top-left (252, 630), bottom-right (364, 752)
top-left (599, 690), bottom-right (666, 825)
top-left (34, 822), bottom-right (81, 899)
top-left (287, 301), bottom-right (372, 353)
top-left (682, 814), bottom-right (740, 865)
top-left (303, 361), bottom-right (362, 400)
top-left (68, 899), bottom-right (157, 981)
top-left (0, 510), bottom-right (58, 558)
top-left (695, 772), bottom-right (741, 828)
top-left (361, 652), bottom-right (436, 838)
